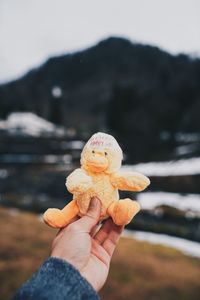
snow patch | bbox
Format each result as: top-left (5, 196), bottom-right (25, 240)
top-left (123, 157), bottom-right (200, 176)
top-left (175, 144), bottom-right (199, 156)
top-left (0, 112), bottom-right (62, 136)
top-left (137, 192), bottom-right (200, 216)
top-left (123, 230), bottom-right (200, 258)
top-left (175, 132), bottom-right (200, 143)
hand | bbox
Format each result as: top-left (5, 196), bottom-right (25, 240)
top-left (51, 197), bottom-right (124, 291)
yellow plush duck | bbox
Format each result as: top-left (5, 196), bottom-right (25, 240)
top-left (43, 132), bottom-right (150, 227)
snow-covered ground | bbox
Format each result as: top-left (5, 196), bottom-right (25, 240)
top-left (137, 192), bottom-right (200, 216)
top-left (123, 230), bottom-right (200, 258)
top-left (0, 112), bottom-right (64, 136)
top-left (175, 132), bottom-right (200, 143)
top-left (123, 157), bottom-right (200, 176)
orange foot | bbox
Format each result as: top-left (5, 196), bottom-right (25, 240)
top-left (43, 200), bottom-right (79, 228)
top-left (107, 199), bottom-right (140, 226)
top-left (43, 208), bottom-right (67, 228)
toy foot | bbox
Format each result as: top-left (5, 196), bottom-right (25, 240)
top-left (43, 200), bottom-right (79, 228)
top-left (107, 199), bottom-right (140, 226)
top-left (43, 208), bottom-right (67, 228)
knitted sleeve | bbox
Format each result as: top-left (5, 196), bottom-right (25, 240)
top-left (13, 257), bottom-right (99, 300)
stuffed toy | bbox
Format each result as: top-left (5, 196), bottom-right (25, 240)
top-left (43, 132), bottom-right (150, 228)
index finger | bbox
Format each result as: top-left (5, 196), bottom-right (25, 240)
top-left (102, 222), bottom-right (124, 257)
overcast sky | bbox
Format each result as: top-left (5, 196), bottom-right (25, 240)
top-left (0, 0), bottom-right (199, 83)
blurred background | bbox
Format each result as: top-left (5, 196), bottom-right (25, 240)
top-left (1, 0), bottom-right (200, 299)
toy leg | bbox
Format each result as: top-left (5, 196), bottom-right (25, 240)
top-left (107, 198), bottom-right (140, 226)
top-left (43, 200), bottom-right (79, 228)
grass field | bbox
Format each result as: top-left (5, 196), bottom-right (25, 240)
top-left (1, 207), bottom-right (200, 300)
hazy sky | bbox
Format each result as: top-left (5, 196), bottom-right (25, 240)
top-left (0, 0), bottom-right (199, 83)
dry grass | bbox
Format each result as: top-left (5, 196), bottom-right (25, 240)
top-left (102, 239), bottom-right (200, 300)
top-left (0, 206), bottom-right (200, 300)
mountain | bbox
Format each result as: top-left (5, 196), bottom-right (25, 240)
top-left (1, 37), bottom-right (200, 162)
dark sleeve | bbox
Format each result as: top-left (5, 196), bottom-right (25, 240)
top-left (13, 257), bottom-right (100, 300)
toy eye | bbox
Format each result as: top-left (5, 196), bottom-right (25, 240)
top-left (92, 150), bottom-right (95, 154)
top-left (104, 152), bottom-right (108, 156)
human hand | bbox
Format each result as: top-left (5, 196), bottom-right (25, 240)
top-left (51, 197), bottom-right (124, 291)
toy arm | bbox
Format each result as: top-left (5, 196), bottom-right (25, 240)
top-left (111, 171), bottom-right (150, 191)
top-left (66, 168), bottom-right (92, 194)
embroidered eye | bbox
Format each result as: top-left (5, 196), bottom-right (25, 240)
top-left (92, 150), bottom-right (95, 154)
top-left (104, 152), bottom-right (108, 156)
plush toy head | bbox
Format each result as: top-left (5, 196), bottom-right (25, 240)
top-left (81, 132), bottom-right (123, 174)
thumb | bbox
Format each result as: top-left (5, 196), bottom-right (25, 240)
top-left (76, 197), bottom-right (101, 232)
